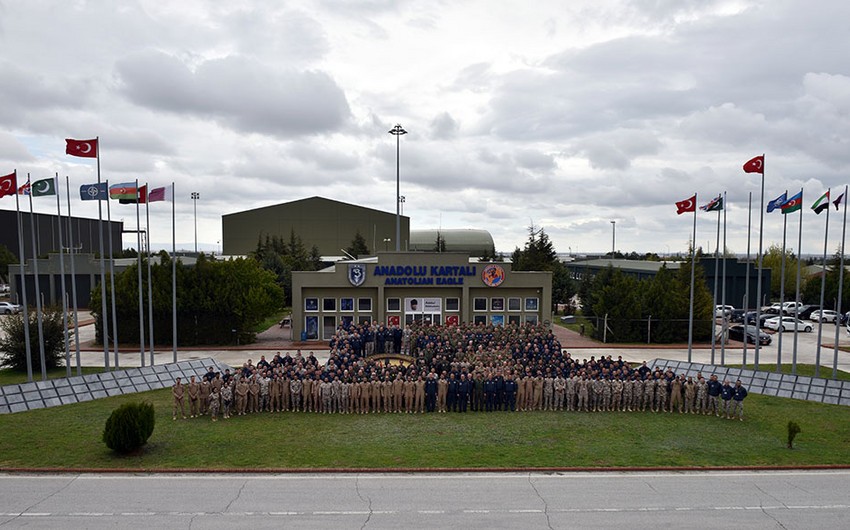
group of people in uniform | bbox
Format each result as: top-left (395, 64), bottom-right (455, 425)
top-left (171, 321), bottom-right (749, 421)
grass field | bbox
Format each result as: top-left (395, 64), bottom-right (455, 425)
top-left (1, 385), bottom-right (848, 470)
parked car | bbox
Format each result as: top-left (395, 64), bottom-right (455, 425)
top-left (797, 305), bottom-right (821, 320)
top-left (0, 301), bottom-right (21, 314)
top-left (764, 316), bottom-right (813, 333)
top-left (745, 311), bottom-right (774, 328)
top-left (781, 301), bottom-right (804, 314)
top-left (715, 305), bottom-right (735, 318)
top-left (727, 324), bottom-right (772, 345)
top-left (810, 309), bottom-right (840, 323)
top-left (729, 309), bottom-right (747, 323)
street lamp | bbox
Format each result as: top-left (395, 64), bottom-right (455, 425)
top-left (383, 238), bottom-right (391, 251)
top-left (191, 192), bottom-right (199, 254)
top-left (399, 195), bottom-right (406, 216)
top-left (388, 124), bottom-right (407, 252)
top-left (610, 220), bottom-right (616, 257)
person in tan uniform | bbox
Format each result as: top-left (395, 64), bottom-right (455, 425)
top-left (187, 376), bottom-right (200, 418)
top-left (301, 377), bottom-right (313, 413)
top-left (360, 379), bottom-right (372, 414)
top-left (523, 375), bottom-right (534, 411)
top-left (172, 377), bottom-right (186, 420)
top-left (199, 378), bottom-right (211, 416)
top-left (516, 375), bottom-right (526, 411)
top-left (280, 376), bottom-right (290, 412)
top-left (414, 375), bottom-right (426, 413)
top-left (248, 376), bottom-right (260, 414)
top-left (235, 377), bottom-right (249, 415)
top-left (403, 377), bottom-right (416, 413)
top-left (532, 374), bottom-right (544, 411)
top-left (312, 376), bottom-right (322, 413)
top-left (270, 375), bottom-right (281, 412)
top-left (371, 378), bottom-right (382, 413)
top-left (350, 379), bottom-right (361, 414)
top-left (382, 378), bottom-right (392, 413)
top-left (437, 375), bottom-right (448, 413)
top-left (670, 375), bottom-right (684, 413)
top-left (392, 375), bottom-right (404, 413)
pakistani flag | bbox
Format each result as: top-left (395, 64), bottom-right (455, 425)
top-left (811, 190), bottom-right (830, 215)
top-left (699, 195), bottom-right (723, 212)
top-left (31, 177), bottom-right (57, 197)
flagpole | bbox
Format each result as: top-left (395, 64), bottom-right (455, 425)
top-left (55, 174), bottom-right (70, 377)
top-left (106, 181), bottom-right (119, 369)
top-left (27, 174), bottom-right (48, 380)
top-left (710, 199), bottom-right (720, 365)
top-left (95, 136), bottom-right (110, 370)
top-left (66, 176), bottom-right (81, 375)
top-left (687, 193), bottom-right (697, 363)
top-left (14, 171), bottom-right (34, 382)
top-left (778, 190), bottom-right (788, 373)
top-left (720, 191), bottom-right (728, 366)
top-left (136, 178), bottom-right (146, 367)
top-left (743, 192), bottom-right (752, 367)
top-left (754, 154), bottom-right (766, 371)
top-left (832, 185), bottom-right (847, 379)
top-left (172, 182), bottom-right (177, 363)
top-left (792, 188), bottom-right (803, 375)
top-left (815, 188), bottom-right (831, 378)
top-left (145, 185), bottom-right (155, 366)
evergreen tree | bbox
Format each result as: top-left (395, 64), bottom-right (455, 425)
top-left (346, 230), bottom-right (370, 257)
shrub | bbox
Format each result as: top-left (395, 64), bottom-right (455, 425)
top-left (103, 402), bottom-right (155, 454)
top-left (0, 306), bottom-right (67, 372)
top-left (787, 420), bottom-right (801, 449)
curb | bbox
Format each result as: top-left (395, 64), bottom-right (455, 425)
top-left (2, 464), bottom-right (849, 474)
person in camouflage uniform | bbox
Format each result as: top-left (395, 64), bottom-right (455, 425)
top-left (208, 386), bottom-right (220, 422)
top-left (290, 376), bottom-right (303, 412)
top-left (553, 374), bottom-right (565, 411)
top-left (221, 381), bottom-right (233, 419)
top-left (696, 376), bottom-right (708, 415)
top-left (602, 378), bottom-right (613, 411)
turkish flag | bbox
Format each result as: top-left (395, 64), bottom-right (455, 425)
top-left (743, 155), bottom-right (764, 174)
top-left (0, 172), bottom-right (16, 198)
top-left (65, 138), bottom-right (98, 158)
top-left (676, 194), bottom-right (696, 215)
top-left (446, 315), bottom-right (459, 327)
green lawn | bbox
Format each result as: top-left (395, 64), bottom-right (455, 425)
top-left (1, 387), bottom-right (847, 470)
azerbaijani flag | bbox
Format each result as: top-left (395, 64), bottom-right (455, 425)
top-left (109, 182), bottom-right (138, 201)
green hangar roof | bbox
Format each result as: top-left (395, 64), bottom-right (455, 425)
top-left (409, 229), bottom-right (495, 254)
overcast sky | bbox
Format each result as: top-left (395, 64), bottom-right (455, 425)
top-left (1, 0), bottom-right (849, 257)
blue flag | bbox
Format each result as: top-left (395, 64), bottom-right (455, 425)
top-left (79, 182), bottom-right (108, 201)
top-left (766, 192), bottom-right (787, 213)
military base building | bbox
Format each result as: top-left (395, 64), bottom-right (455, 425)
top-left (292, 252), bottom-right (552, 342)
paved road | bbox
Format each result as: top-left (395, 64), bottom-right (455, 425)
top-left (0, 471), bottom-right (847, 528)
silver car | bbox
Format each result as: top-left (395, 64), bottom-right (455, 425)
top-left (0, 301), bottom-right (21, 314)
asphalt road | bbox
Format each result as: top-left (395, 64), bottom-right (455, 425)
top-left (0, 471), bottom-right (848, 528)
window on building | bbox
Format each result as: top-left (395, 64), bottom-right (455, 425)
top-left (490, 297), bottom-right (504, 311)
top-left (524, 314), bottom-right (538, 325)
top-left (340, 298), bottom-right (354, 311)
top-left (473, 298), bottom-right (487, 311)
top-left (358, 298), bottom-right (372, 311)
top-left (473, 314), bottom-right (487, 325)
top-left (508, 315), bottom-right (521, 326)
top-left (323, 298), bottom-right (337, 311)
top-left (359, 314), bottom-right (372, 325)
top-left (305, 298), bottom-right (319, 312)
top-left (445, 298), bottom-right (460, 311)
top-left (508, 297), bottom-right (521, 311)
top-left (387, 298), bottom-right (400, 311)
top-left (525, 297), bottom-right (539, 312)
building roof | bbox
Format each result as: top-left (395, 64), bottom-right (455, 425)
top-left (222, 196), bottom-right (406, 219)
top-left (409, 229), bottom-right (494, 252)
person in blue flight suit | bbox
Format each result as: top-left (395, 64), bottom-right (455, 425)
top-left (483, 375), bottom-right (495, 412)
top-left (494, 374), bottom-right (505, 411)
top-left (720, 379), bottom-right (735, 419)
top-left (424, 373), bottom-right (438, 413)
top-left (504, 375), bottom-right (518, 411)
top-left (731, 380), bottom-right (748, 421)
top-left (457, 373), bottom-right (471, 413)
top-left (447, 373), bottom-right (457, 412)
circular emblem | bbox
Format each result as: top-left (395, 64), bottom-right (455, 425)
top-left (481, 264), bottom-right (506, 287)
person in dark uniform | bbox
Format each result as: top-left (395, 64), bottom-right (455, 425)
top-left (720, 379), bottom-right (735, 419)
top-left (473, 374), bottom-right (485, 412)
top-left (425, 373), bottom-right (438, 412)
top-left (731, 380), bottom-right (748, 421)
top-left (504, 375), bottom-right (518, 411)
top-left (484, 375), bottom-right (495, 412)
top-left (457, 373), bottom-right (470, 413)
top-left (447, 373), bottom-right (458, 412)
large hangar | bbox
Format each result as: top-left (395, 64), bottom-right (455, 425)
top-left (409, 229), bottom-right (495, 255)
top-left (222, 197), bottom-right (410, 257)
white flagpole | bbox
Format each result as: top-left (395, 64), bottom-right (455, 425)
top-left (710, 198), bottom-right (720, 365)
top-left (66, 176), bottom-right (81, 375)
top-left (832, 185), bottom-right (847, 379)
top-left (720, 191), bottom-right (728, 366)
top-left (136, 179), bottom-right (146, 366)
top-left (792, 188), bottom-right (804, 375)
top-left (27, 174), bottom-right (48, 380)
top-left (743, 192), bottom-right (752, 367)
top-left (14, 171), bottom-right (34, 382)
top-left (777, 191), bottom-right (788, 372)
top-left (106, 180), bottom-right (119, 369)
top-left (145, 185), bottom-right (155, 366)
top-left (55, 174), bottom-right (70, 377)
top-left (95, 137), bottom-right (110, 370)
top-left (815, 188), bottom-right (831, 378)
top-left (687, 193), bottom-right (697, 362)
top-left (754, 154), bottom-right (766, 371)
top-left (172, 182), bottom-right (177, 363)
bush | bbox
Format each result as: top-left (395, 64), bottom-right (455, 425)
top-left (787, 421), bottom-right (802, 449)
top-left (102, 402), bottom-right (155, 454)
top-left (0, 305), bottom-right (67, 372)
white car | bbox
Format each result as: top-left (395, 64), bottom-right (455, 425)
top-left (764, 316), bottom-right (813, 333)
top-left (715, 305), bottom-right (735, 317)
top-left (810, 310), bottom-right (840, 323)
top-left (0, 301), bottom-right (21, 314)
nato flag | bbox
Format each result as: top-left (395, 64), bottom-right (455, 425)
top-left (79, 182), bottom-right (108, 201)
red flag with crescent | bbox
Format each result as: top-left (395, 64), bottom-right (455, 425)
top-left (0, 172), bottom-right (16, 199)
top-left (65, 138), bottom-right (98, 158)
top-left (676, 194), bottom-right (696, 215)
top-left (743, 155), bottom-right (764, 174)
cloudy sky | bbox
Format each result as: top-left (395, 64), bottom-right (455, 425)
top-left (1, 0), bottom-right (849, 257)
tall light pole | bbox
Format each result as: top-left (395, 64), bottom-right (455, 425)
top-left (388, 124), bottom-right (407, 251)
top-left (610, 220), bottom-right (616, 257)
top-left (399, 195), bottom-right (406, 216)
top-left (191, 191), bottom-right (199, 254)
